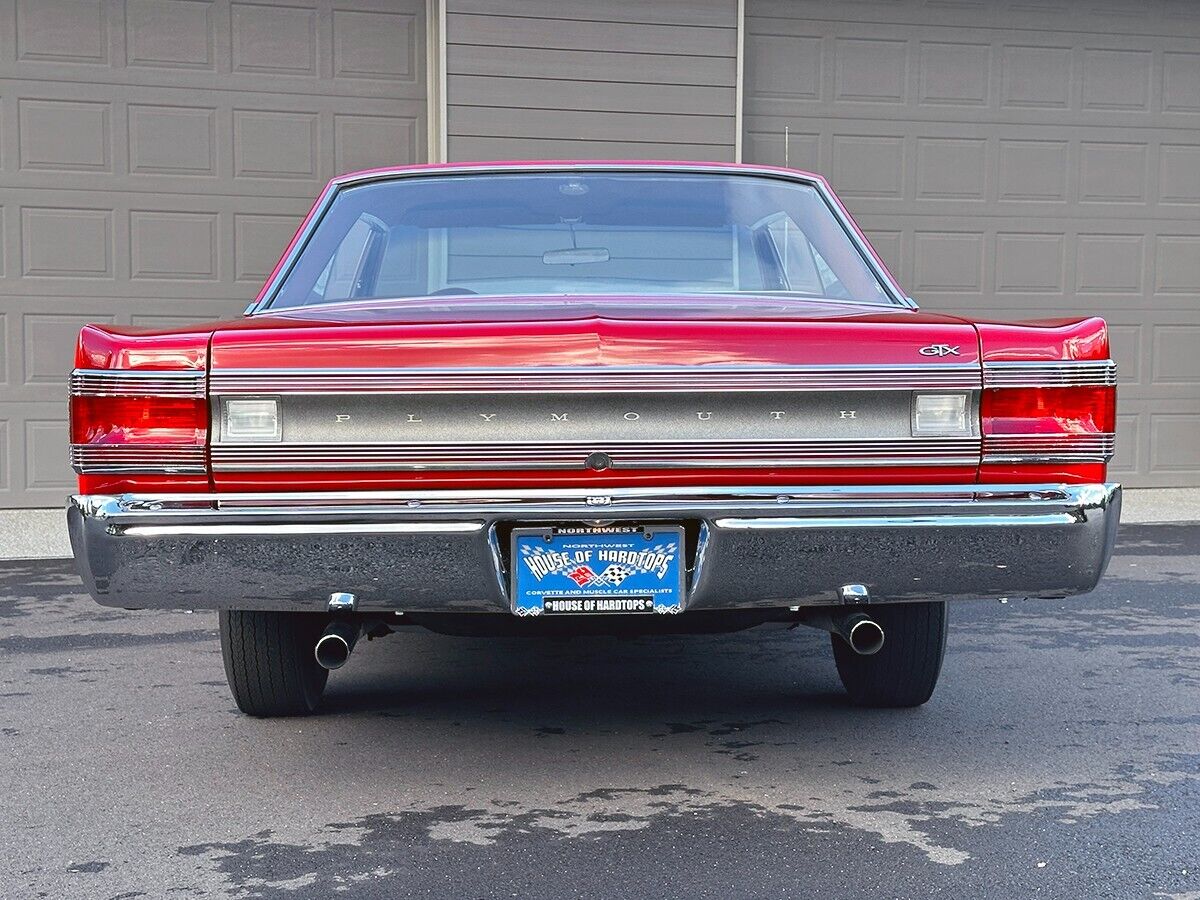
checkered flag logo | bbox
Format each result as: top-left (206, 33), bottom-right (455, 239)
top-left (596, 563), bottom-right (635, 586)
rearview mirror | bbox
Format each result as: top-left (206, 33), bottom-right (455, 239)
top-left (542, 247), bottom-right (610, 265)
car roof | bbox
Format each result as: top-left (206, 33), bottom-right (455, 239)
top-left (327, 160), bottom-right (828, 190)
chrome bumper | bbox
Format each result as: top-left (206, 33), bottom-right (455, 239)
top-left (67, 483), bottom-right (1121, 613)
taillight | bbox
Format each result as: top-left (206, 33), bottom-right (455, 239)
top-left (981, 386), bottom-right (1115, 436)
top-left (69, 370), bottom-right (207, 475)
top-left (981, 384), bottom-right (1116, 467)
top-left (70, 395), bottom-right (207, 445)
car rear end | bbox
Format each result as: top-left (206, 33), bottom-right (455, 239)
top-left (68, 311), bottom-right (1119, 618)
top-left (65, 163), bottom-right (1121, 714)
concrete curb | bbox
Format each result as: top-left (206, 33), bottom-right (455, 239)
top-left (3, 488), bottom-right (1197, 562)
top-left (1116, 488), bottom-right (1200, 527)
top-left (0, 509), bottom-right (72, 560)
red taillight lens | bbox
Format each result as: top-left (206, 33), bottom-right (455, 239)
top-left (70, 395), bottom-right (207, 445)
top-left (981, 386), bottom-right (1115, 435)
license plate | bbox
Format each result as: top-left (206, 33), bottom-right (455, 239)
top-left (511, 525), bottom-right (685, 617)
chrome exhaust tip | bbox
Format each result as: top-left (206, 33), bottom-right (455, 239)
top-left (315, 620), bottom-right (361, 670)
top-left (843, 614), bottom-right (885, 656)
top-left (795, 608), bottom-right (885, 656)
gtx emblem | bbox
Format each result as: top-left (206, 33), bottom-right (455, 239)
top-left (919, 344), bottom-right (961, 357)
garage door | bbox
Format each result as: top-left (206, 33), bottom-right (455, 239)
top-left (444, 0), bottom-right (738, 162)
top-left (744, 0), bottom-right (1200, 488)
top-left (0, 0), bottom-right (426, 507)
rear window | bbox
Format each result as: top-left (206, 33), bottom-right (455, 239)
top-left (268, 171), bottom-right (897, 309)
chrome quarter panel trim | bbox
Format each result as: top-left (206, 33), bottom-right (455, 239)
top-left (70, 444), bottom-right (207, 475)
top-left (69, 483), bottom-right (1120, 612)
top-left (210, 364), bottom-right (982, 394)
top-left (982, 360), bottom-right (1117, 388)
top-left (70, 368), bottom-right (206, 398)
top-left (982, 433), bottom-right (1116, 464)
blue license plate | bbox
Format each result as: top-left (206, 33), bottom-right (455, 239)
top-left (511, 525), bottom-right (685, 616)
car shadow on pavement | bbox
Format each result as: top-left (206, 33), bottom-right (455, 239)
top-left (316, 624), bottom-right (861, 724)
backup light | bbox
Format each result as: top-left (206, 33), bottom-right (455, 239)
top-left (912, 393), bottom-right (969, 436)
top-left (225, 398), bottom-right (280, 441)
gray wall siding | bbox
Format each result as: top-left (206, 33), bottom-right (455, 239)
top-left (0, 0), bottom-right (426, 507)
top-left (744, 0), bottom-right (1200, 488)
top-left (446, 0), bottom-right (738, 162)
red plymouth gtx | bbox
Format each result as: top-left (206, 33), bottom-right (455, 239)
top-left (67, 162), bottom-right (1120, 716)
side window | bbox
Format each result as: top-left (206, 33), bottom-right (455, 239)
top-left (763, 215), bottom-right (824, 295)
top-left (374, 225), bottom-right (425, 298)
top-left (810, 247), bottom-right (851, 299)
top-left (316, 216), bottom-right (378, 302)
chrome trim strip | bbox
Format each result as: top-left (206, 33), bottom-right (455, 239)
top-left (982, 360), bottom-right (1117, 388)
top-left (70, 444), bottom-right (207, 475)
top-left (984, 435), bottom-right (1116, 448)
top-left (210, 437), bottom-right (982, 471)
top-left (70, 369), bottom-right (206, 398)
top-left (982, 432), bottom-right (1116, 464)
top-left (121, 521), bottom-right (483, 537)
top-left (210, 364), bottom-right (983, 394)
top-left (714, 512), bottom-right (1079, 530)
top-left (249, 163), bottom-right (912, 314)
top-left (982, 456), bottom-right (1111, 465)
top-left (72, 483), bottom-right (1095, 517)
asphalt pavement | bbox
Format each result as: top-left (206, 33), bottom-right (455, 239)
top-left (1, 524), bottom-right (1197, 899)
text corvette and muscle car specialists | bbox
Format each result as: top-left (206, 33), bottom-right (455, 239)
top-left (67, 163), bottom-right (1120, 716)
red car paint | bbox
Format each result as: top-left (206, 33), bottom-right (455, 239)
top-left (71, 162), bottom-right (1114, 497)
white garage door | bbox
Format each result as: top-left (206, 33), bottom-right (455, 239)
top-left (744, 0), bottom-right (1200, 487)
top-left (0, 0), bottom-right (426, 507)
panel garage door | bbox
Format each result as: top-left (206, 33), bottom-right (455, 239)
top-left (744, 0), bottom-right (1200, 487)
top-left (0, 0), bottom-right (426, 507)
top-left (444, 0), bottom-right (738, 162)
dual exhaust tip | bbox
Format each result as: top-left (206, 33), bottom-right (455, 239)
top-left (839, 613), bottom-right (885, 656)
top-left (797, 607), bottom-right (886, 656)
top-left (315, 592), bottom-right (361, 670)
top-left (316, 609), bottom-right (886, 665)
top-left (312, 589), bottom-right (885, 669)
top-left (314, 620), bottom-right (360, 669)
top-left (826, 584), bottom-right (884, 656)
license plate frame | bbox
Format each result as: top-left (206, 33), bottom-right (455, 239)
top-left (510, 525), bottom-right (685, 617)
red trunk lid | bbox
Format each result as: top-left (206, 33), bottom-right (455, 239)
top-left (206, 298), bottom-right (982, 491)
top-left (209, 297), bottom-right (979, 369)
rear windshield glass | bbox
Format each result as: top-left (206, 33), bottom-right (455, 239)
top-left (267, 172), bottom-right (896, 309)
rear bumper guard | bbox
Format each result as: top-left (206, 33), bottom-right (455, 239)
top-left (68, 483), bottom-right (1121, 613)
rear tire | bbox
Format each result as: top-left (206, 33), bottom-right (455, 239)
top-left (832, 601), bottom-right (947, 708)
top-left (219, 610), bottom-right (329, 717)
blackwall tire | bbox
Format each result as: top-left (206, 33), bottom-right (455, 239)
top-left (219, 610), bottom-right (329, 717)
top-left (831, 601), bottom-right (947, 708)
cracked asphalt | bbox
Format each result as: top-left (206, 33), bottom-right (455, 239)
top-left (1, 524), bottom-right (1197, 899)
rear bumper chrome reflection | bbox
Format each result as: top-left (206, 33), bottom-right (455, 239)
top-left (68, 483), bottom-right (1121, 613)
